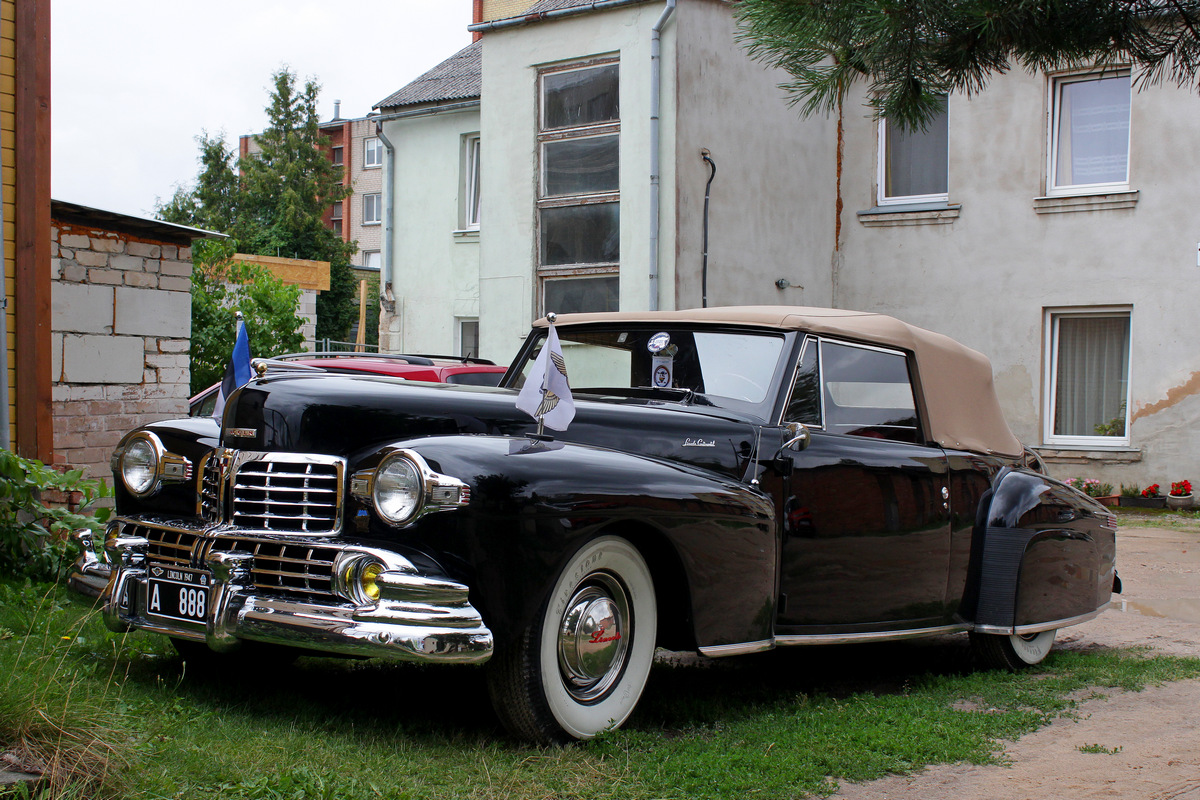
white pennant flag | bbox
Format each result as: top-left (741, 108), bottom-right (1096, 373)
top-left (516, 323), bottom-right (575, 431)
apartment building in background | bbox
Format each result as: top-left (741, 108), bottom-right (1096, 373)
top-left (373, 0), bottom-right (1200, 489)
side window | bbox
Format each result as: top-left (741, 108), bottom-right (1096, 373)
top-left (820, 341), bottom-right (919, 443)
top-left (784, 337), bottom-right (821, 425)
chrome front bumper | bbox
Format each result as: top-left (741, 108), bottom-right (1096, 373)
top-left (99, 519), bottom-right (494, 664)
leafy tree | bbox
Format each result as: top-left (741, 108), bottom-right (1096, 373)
top-left (159, 132), bottom-right (240, 232)
top-left (189, 239), bottom-right (306, 394)
top-left (237, 70), bottom-right (358, 343)
top-left (157, 69), bottom-right (361, 348)
top-left (736, 0), bottom-right (1200, 130)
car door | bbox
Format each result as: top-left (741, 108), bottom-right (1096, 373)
top-left (776, 336), bottom-right (953, 632)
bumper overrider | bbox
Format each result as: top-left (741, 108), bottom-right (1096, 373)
top-left (99, 516), bottom-right (494, 663)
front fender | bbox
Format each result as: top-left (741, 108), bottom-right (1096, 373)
top-left (111, 417), bottom-right (220, 517)
top-left (963, 468), bottom-right (1116, 633)
top-left (362, 435), bottom-right (777, 653)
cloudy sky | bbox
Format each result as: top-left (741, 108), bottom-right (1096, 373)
top-left (52, 1), bottom-right (473, 219)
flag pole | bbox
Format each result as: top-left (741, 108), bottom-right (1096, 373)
top-left (534, 312), bottom-right (556, 439)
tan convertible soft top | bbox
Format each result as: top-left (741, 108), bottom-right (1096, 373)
top-left (534, 306), bottom-right (1023, 458)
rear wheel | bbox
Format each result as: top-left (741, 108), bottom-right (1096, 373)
top-left (970, 629), bottom-right (1056, 671)
top-left (487, 536), bottom-right (656, 743)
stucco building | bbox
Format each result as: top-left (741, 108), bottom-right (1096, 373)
top-left (377, 0), bottom-right (1200, 487)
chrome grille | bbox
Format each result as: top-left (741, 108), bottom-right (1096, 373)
top-left (199, 452), bottom-right (224, 523)
top-left (231, 455), bottom-right (343, 534)
top-left (212, 535), bottom-right (338, 601)
top-left (139, 523), bottom-right (202, 567)
top-left (134, 520), bottom-right (339, 603)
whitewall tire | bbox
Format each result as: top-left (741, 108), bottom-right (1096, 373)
top-left (488, 535), bottom-right (657, 743)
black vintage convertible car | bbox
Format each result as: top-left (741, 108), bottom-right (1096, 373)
top-left (85, 306), bottom-right (1118, 743)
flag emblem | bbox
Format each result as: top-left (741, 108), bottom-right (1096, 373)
top-left (212, 315), bottom-right (252, 421)
top-left (516, 322), bottom-right (575, 432)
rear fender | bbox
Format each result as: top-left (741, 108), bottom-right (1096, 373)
top-left (964, 467), bottom-right (1116, 633)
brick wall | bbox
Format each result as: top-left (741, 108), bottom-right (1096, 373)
top-left (50, 221), bottom-right (193, 481)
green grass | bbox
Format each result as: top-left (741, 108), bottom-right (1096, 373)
top-left (3, 579), bottom-right (1199, 800)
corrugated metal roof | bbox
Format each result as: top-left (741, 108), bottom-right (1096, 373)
top-left (375, 40), bottom-right (482, 110)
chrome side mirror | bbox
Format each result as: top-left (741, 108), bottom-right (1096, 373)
top-left (781, 422), bottom-right (811, 452)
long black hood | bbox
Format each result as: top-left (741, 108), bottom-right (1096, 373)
top-left (225, 374), bottom-right (760, 481)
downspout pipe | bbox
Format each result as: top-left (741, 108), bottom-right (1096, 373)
top-left (649, 0), bottom-right (675, 312)
top-left (375, 121), bottom-right (396, 312)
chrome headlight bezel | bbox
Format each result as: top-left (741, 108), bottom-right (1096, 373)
top-left (351, 449), bottom-right (471, 527)
top-left (373, 454), bottom-right (423, 524)
top-left (112, 431), bottom-right (194, 499)
top-left (119, 434), bottom-right (159, 497)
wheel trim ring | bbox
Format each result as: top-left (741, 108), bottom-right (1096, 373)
top-left (556, 572), bottom-right (631, 703)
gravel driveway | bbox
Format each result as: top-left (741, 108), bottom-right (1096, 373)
top-left (831, 519), bottom-right (1200, 800)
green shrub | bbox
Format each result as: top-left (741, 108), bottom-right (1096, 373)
top-left (0, 450), bottom-right (111, 581)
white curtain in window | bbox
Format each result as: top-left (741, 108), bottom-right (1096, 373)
top-left (1055, 75), bottom-right (1130, 187)
top-left (884, 97), bottom-right (948, 199)
top-left (1054, 315), bottom-right (1129, 436)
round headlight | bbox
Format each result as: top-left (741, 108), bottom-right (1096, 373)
top-left (121, 437), bottom-right (159, 496)
top-left (373, 455), bottom-right (422, 524)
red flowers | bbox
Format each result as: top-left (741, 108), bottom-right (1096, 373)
top-left (1170, 480), bottom-right (1193, 497)
top-left (1141, 484), bottom-right (1161, 498)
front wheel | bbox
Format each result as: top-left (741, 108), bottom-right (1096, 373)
top-left (487, 536), bottom-right (657, 743)
top-left (970, 629), bottom-right (1056, 671)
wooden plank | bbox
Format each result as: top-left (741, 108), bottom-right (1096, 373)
top-left (14, 0), bottom-right (52, 461)
top-left (230, 252), bottom-right (331, 291)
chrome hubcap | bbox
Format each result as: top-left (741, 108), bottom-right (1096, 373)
top-left (557, 573), bottom-right (630, 702)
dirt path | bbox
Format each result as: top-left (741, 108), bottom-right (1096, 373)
top-left (831, 522), bottom-right (1200, 800)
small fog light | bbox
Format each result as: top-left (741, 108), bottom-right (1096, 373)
top-left (360, 562), bottom-right (384, 603)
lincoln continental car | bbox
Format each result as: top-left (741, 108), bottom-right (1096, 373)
top-left (93, 306), bottom-right (1118, 743)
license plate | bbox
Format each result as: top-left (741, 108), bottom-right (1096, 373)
top-left (146, 566), bottom-right (212, 624)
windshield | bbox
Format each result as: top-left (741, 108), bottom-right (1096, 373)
top-left (512, 325), bottom-right (788, 415)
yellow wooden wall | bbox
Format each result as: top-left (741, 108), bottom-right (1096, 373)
top-left (1, 0), bottom-right (13, 448)
top-left (482, 0), bottom-right (535, 22)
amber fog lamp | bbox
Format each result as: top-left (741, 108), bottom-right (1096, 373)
top-left (373, 454), bottom-right (423, 524)
top-left (360, 562), bottom-right (384, 602)
top-left (121, 436), bottom-right (159, 496)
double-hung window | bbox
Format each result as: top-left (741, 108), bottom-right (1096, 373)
top-left (1044, 308), bottom-right (1132, 447)
top-left (537, 60), bottom-right (620, 315)
top-left (1048, 72), bottom-right (1131, 195)
top-left (878, 95), bottom-right (948, 205)
top-left (364, 137), bottom-right (383, 169)
top-left (363, 193), bottom-right (382, 225)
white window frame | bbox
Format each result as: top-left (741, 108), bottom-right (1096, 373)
top-left (363, 193), bottom-right (382, 225)
top-left (331, 145), bottom-right (344, 167)
top-left (1043, 306), bottom-right (1132, 448)
top-left (1046, 70), bottom-right (1131, 197)
top-left (876, 97), bottom-right (949, 206)
top-left (362, 250), bottom-right (381, 270)
top-left (464, 134), bottom-right (481, 230)
top-left (364, 137), bottom-right (383, 169)
top-left (457, 317), bottom-right (480, 359)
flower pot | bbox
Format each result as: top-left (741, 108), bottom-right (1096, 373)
top-left (1120, 496), bottom-right (1166, 508)
top-left (1167, 494), bottom-right (1194, 510)
top-left (1095, 495), bottom-right (1120, 507)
